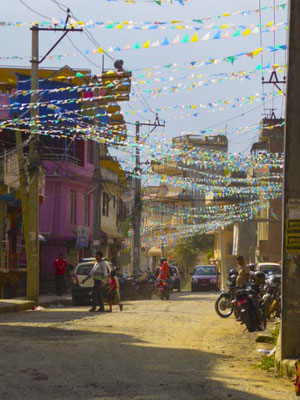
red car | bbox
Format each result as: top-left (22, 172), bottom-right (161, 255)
top-left (191, 265), bottom-right (220, 292)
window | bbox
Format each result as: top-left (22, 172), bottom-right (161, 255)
top-left (84, 195), bottom-right (90, 226)
top-left (102, 192), bottom-right (110, 217)
top-left (70, 190), bottom-right (77, 224)
top-left (226, 243), bottom-right (233, 255)
top-left (87, 140), bottom-right (94, 164)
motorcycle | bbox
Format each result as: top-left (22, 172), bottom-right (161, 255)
top-left (260, 273), bottom-right (281, 319)
top-left (215, 274), bottom-right (237, 318)
top-left (136, 274), bottom-right (155, 300)
top-left (156, 279), bottom-right (170, 300)
top-left (233, 286), bottom-right (266, 332)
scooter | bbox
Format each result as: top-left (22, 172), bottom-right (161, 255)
top-left (156, 279), bottom-right (170, 300)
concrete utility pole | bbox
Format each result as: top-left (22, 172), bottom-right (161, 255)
top-left (281, 0), bottom-right (300, 360)
top-left (132, 121), bottom-right (142, 275)
top-left (26, 26), bottom-right (40, 301)
top-left (132, 116), bottom-right (165, 274)
top-left (93, 141), bottom-right (102, 253)
top-left (23, 12), bottom-right (82, 301)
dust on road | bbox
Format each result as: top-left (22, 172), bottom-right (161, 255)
top-left (0, 292), bottom-right (294, 400)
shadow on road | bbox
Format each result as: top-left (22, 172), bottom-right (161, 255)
top-left (0, 308), bottom-right (282, 400)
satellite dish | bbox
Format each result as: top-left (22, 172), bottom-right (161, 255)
top-left (114, 59), bottom-right (124, 71)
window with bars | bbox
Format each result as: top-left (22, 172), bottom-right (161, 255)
top-left (87, 140), bottom-right (94, 164)
top-left (102, 192), bottom-right (110, 217)
top-left (70, 190), bottom-right (77, 224)
top-left (84, 195), bottom-right (90, 226)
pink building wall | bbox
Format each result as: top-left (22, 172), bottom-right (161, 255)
top-left (39, 142), bottom-right (95, 277)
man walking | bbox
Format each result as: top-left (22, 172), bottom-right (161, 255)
top-left (53, 253), bottom-right (67, 296)
top-left (83, 251), bottom-right (109, 312)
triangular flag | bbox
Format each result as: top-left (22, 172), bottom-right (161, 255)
top-left (246, 52), bottom-right (254, 59)
top-left (97, 46), bottom-right (104, 53)
top-left (266, 20), bottom-right (273, 27)
top-left (213, 30), bottom-right (221, 39)
top-left (142, 39), bottom-right (150, 48)
top-left (190, 33), bottom-right (198, 42)
top-left (124, 44), bottom-right (132, 50)
top-left (252, 27), bottom-right (260, 34)
top-left (253, 47), bottom-right (262, 55)
top-left (226, 56), bottom-right (235, 64)
top-left (222, 30), bottom-right (230, 38)
top-left (133, 41), bottom-right (140, 49)
top-left (242, 28), bottom-right (250, 36)
top-left (181, 33), bottom-right (189, 43)
top-left (162, 37), bottom-right (170, 45)
top-left (201, 32), bottom-right (210, 40)
top-left (172, 35), bottom-right (180, 44)
top-left (151, 40), bottom-right (160, 47)
top-left (107, 47), bottom-right (114, 52)
top-left (232, 30), bottom-right (240, 37)
top-left (255, 64), bottom-right (262, 70)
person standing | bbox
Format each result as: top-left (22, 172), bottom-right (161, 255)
top-left (53, 253), bottom-right (67, 296)
top-left (236, 256), bottom-right (250, 286)
top-left (83, 251), bottom-right (109, 312)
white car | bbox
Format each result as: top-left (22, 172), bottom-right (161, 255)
top-left (256, 263), bottom-right (281, 276)
top-left (71, 259), bottom-right (112, 306)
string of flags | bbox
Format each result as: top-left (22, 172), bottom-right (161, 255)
top-left (0, 3), bottom-right (287, 28)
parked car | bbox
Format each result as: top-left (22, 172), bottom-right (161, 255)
top-left (169, 265), bottom-right (181, 292)
top-left (191, 265), bottom-right (220, 292)
top-left (71, 260), bottom-right (112, 306)
top-left (256, 263), bottom-right (281, 277)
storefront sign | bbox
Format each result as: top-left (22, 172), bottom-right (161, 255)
top-left (286, 219), bottom-right (300, 253)
top-left (76, 225), bottom-right (89, 248)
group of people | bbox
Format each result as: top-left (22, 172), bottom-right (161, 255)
top-left (53, 251), bottom-right (123, 313)
top-left (83, 251), bottom-right (123, 313)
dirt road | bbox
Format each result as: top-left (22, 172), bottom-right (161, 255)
top-left (0, 292), bottom-right (294, 400)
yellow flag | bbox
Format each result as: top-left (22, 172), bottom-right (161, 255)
top-left (266, 20), bottom-right (273, 27)
top-left (242, 28), bottom-right (251, 36)
top-left (97, 46), bottom-right (104, 53)
top-left (143, 39), bottom-right (150, 48)
top-left (190, 33), bottom-right (198, 42)
top-left (253, 47), bottom-right (263, 56)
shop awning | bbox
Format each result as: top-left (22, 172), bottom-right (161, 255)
top-left (148, 246), bottom-right (162, 256)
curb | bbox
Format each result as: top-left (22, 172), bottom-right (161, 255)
top-left (0, 300), bottom-right (35, 314)
top-left (275, 330), bottom-right (297, 379)
top-left (38, 298), bottom-right (73, 308)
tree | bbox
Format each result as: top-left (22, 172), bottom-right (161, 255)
top-left (171, 234), bottom-right (213, 277)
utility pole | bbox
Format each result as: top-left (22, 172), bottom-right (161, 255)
top-left (92, 81), bottom-right (102, 254)
top-left (93, 141), bottom-right (102, 254)
top-left (281, 0), bottom-right (300, 361)
top-left (26, 26), bottom-right (40, 301)
top-left (132, 115), bottom-right (165, 274)
top-left (23, 12), bottom-right (82, 302)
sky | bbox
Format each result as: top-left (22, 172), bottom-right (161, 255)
top-left (1, 0), bottom-right (288, 164)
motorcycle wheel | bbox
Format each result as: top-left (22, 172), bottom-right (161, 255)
top-left (215, 293), bottom-right (234, 318)
top-left (241, 309), bottom-right (256, 332)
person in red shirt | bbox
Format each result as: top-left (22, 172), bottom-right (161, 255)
top-left (53, 253), bottom-right (67, 296)
top-left (107, 270), bottom-right (123, 313)
top-left (158, 260), bottom-right (170, 280)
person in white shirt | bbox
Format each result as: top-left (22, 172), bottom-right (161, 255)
top-left (83, 251), bottom-right (109, 312)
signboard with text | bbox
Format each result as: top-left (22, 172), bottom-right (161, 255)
top-left (286, 219), bottom-right (300, 254)
top-left (76, 225), bottom-right (89, 248)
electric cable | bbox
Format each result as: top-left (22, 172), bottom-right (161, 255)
top-left (19, 0), bottom-right (52, 20)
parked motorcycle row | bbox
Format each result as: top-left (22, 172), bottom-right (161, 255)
top-left (215, 269), bottom-right (281, 332)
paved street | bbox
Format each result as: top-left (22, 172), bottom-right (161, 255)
top-left (0, 292), bottom-right (294, 400)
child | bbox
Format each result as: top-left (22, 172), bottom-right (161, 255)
top-left (107, 270), bottom-right (123, 313)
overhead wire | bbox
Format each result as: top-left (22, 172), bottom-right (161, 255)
top-left (19, 0), bottom-right (52, 20)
